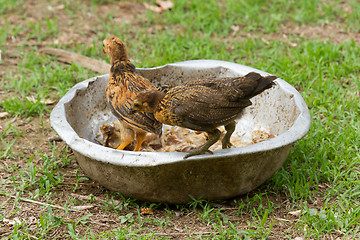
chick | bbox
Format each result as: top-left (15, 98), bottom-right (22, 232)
top-left (103, 36), bottom-right (162, 151)
top-left (131, 72), bottom-right (277, 158)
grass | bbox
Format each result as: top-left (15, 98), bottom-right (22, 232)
top-left (0, 0), bottom-right (359, 239)
top-left (0, 125), bottom-right (23, 159)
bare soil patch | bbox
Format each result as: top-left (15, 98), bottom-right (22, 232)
top-left (280, 23), bottom-right (360, 44)
top-left (227, 22), bottom-right (360, 46)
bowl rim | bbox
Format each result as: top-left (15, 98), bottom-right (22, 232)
top-left (50, 60), bottom-right (311, 167)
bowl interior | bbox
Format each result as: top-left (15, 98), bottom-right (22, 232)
top-left (65, 64), bottom-right (300, 149)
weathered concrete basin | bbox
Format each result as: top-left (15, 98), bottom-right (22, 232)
top-left (50, 60), bottom-right (310, 204)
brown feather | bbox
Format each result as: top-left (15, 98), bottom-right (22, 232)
top-left (103, 36), bottom-right (162, 150)
top-left (132, 72), bottom-right (277, 148)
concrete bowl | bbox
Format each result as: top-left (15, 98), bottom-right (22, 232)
top-left (50, 60), bottom-right (310, 204)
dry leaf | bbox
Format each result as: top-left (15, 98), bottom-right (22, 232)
top-left (174, 226), bottom-right (184, 232)
top-left (26, 96), bottom-right (37, 103)
top-left (0, 112), bottom-right (9, 118)
top-left (47, 4), bottom-right (64, 11)
top-left (143, 3), bottom-right (162, 12)
top-left (288, 210), bottom-right (302, 217)
top-left (41, 98), bottom-right (57, 105)
top-left (26, 96), bottom-right (57, 105)
top-left (140, 207), bottom-right (154, 215)
top-left (71, 205), bottom-right (95, 211)
top-left (144, 0), bottom-right (173, 13)
top-left (3, 217), bottom-right (22, 226)
top-left (276, 217), bottom-right (291, 222)
top-left (55, 4), bottom-right (65, 10)
top-left (230, 25), bottom-right (240, 33)
top-left (156, 0), bottom-right (174, 10)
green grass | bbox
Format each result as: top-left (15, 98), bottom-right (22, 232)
top-left (0, 0), bottom-right (359, 239)
top-left (0, 125), bottom-right (23, 159)
top-left (0, 0), bottom-right (20, 15)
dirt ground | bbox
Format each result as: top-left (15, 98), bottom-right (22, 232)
top-left (0, 1), bottom-right (357, 239)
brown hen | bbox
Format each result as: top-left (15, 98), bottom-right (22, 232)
top-left (131, 72), bottom-right (277, 158)
top-left (103, 36), bottom-right (162, 151)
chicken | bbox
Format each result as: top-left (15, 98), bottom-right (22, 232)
top-left (130, 72), bottom-right (277, 158)
top-left (103, 36), bottom-right (162, 151)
